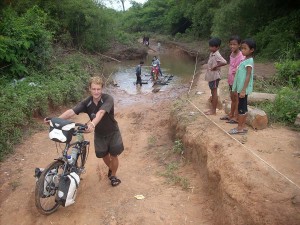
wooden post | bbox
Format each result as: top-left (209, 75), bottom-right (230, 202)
top-left (248, 92), bottom-right (276, 104)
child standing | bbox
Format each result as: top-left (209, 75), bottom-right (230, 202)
top-left (135, 61), bottom-right (144, 86)
top-left (229, 38), bottom-right (256, 134)
top-left (220, 36), bottom-right (245, 123)
top-left (205, 38), bottom-right (227, 115)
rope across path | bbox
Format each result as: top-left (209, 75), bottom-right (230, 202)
top-left (186, 55), bottom-right (300, 191)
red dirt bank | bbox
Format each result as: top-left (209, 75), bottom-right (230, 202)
top-left (170, 63), bottom-right (300, 224)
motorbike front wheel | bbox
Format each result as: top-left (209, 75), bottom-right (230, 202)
top-left (35, 160), bottom-right (64, 215)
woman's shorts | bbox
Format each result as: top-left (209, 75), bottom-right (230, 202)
top-left (94, 130), bottom-right (124, 158)
top-left (208, 79), bottom-right (220, 89)
top-left (238, 94), bottom-right (248, 115)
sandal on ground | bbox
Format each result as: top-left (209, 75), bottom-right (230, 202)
top-left (110, 176), bottom-right (121, 187)
top-left (220, 115), bottom-right (230, 120)
top-left (226, 119), bottom-right (238, 124)
top-left (108, 169), bottom-right (112, 178)
top-left (228, 128), bottom-right (248, 135)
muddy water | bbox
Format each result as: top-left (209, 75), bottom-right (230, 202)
top-left (102, 52), bottom-right (196, 95)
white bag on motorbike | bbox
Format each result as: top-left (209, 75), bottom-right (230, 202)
top-left (55, 172), bottom-right (80, 207)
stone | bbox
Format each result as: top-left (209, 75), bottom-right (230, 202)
top-left (246, 106), bottom-right (268, 130)
top-left (222, 104), bottom-right (268, 130)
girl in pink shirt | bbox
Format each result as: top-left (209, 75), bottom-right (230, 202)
top-left (221, 36), bottom-right (245, 123)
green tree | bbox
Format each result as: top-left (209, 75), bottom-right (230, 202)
top-left (4, 0), bottom-right (114, 51)
top-left (254, 10), bottom-right (300, 59)
top-left (0, 6), bottom-right (52, 77)
top-left (211, 0), bottom-right (300, 45)
top-left (189, 0), bottom-right (220, 38)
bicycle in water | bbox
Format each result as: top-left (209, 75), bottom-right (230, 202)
top-left (34, 117), bottom-right (90, 215)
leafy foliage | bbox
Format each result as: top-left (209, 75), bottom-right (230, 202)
top-left (254, 58), bottom-right (300, 125)
top-left (121, 0), bottom-right (170, 33)
top-left (48, 0), bottom-right (113, 52)
top-left (274, 60), bottom-right (300, 88)
top-left (189, 0), bottom-right (220, 38)
top-left (260, 87), bottom-right (300, 125)
top-left (0, 55), bottom-right (90, 160)
top-left (118, 0), bottom-right (300, 60)
top-left (0, 6), bottom-right (52, 77)
top-left (2, 0), bottom-right (114, 52)
top-left (254, 10), bottom-right (300, 59)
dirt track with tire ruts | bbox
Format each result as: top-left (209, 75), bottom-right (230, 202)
top-left (1, 42), bottom-right (300, 225)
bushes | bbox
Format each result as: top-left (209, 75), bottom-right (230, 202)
top-left (255, 59), bottom-right (300, 125)
top-left (0, 6), bottom-right (52, 77)
top-left (274, 60), bottom-right (300, 88)
top-left (270, 60), bottom-right (300, 125)
top-left (0, 59), bottom-right (90, 161)
top-left (42, 0), bottom-right (113, 52)
top-left (261, 87), bottom-right (300, 124)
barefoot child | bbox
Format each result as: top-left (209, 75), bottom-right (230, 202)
top-left (229, 38), bottom-right (256, 134)
top-left (220, 36), bottom-right (245, 123)
top-left (205, 38), bottom-right (227, 115)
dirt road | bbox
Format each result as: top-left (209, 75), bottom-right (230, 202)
top-left (1, 43), bottom-right (300, 225)
top-left (0, 83), bottom-right (216, 225)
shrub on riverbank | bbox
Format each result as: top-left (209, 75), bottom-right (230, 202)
top-left (257, 87), bottom-right (300, 125)
top-left (0, 55), bottom-right (92, 161)
top-left (254, 59), bottom-right (300, 125)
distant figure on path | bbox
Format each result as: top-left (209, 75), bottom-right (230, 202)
top-left (143, 36), bottom-right (149, 46)
top-left (157, 42), bottom-right (161, 51)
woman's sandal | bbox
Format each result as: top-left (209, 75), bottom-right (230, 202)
top-left (110, 176), bottom-right (121, 187)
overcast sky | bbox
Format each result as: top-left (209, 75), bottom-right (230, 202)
top-left (103, 0), bottom-right (148, 11)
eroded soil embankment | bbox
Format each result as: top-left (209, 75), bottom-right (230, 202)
top-left (169, 97), bottom-right (300, 225)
